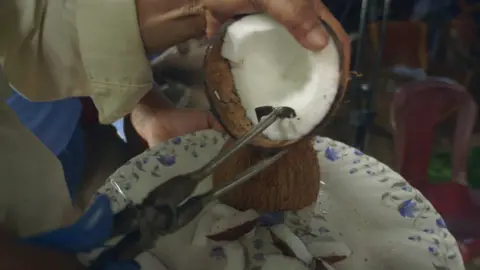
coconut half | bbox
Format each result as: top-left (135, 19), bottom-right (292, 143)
top-left (204, 14), bottom-right (346, 148)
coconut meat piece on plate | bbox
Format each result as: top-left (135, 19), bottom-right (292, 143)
top-left (221, 14), bottom-right (340, 141)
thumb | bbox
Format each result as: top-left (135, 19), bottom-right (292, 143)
top-left (254, 0), bottom-right (329, 51)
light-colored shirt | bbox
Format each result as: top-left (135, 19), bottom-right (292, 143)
top-left (0, 0), bottom-right (152, 237)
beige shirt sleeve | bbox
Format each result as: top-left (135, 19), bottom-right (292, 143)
top-left (0, 0), bottom-right (153, 236)
top-left (0, 71), bottom-right (79, 237)
top-left (0, 0), bottom-right (153, 124)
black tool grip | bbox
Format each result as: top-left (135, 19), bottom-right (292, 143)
top-left (91, 204), bottom-right (175, 269)
top-left (89, 230), bottom-right (142, 270)
top-left (175, 196), bottom-right (206, 229)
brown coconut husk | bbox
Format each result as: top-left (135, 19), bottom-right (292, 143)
top-left (205, 10), bottom-right (350, 211)
top-left (213, 137), bottom-right (320, 212)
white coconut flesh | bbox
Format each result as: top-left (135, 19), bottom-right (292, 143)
top-left (221, 14), bottom-right (340, 141)
top-left (270, 224), bottom-right (314, 265)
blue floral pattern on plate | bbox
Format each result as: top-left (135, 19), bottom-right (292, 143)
top-left (309, 137), bottom-right (463, 269)
top-left (93, 132), bottom-right (464, 270)
top-left (94, 131), bottom-right (228, 213)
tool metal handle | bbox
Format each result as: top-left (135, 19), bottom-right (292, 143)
top-left (211, 149), bottom-right (288, 199)
top-left (193, 107), bottom-right (286, 180)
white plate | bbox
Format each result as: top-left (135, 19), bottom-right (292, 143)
top-left (90, 130), bottom-right (464, 270)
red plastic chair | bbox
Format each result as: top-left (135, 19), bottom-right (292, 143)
top-left (390, 79), bottom-right (479, 261)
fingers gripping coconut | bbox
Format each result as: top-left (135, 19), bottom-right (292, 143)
top-left (204, 13), bottom-right (350, 212)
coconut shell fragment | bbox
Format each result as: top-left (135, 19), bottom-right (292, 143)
top-left (207, 218), bottom-right (258, 242)
top-left (204, 14), bottom-right (350, 148)
top-left (207, 209), bottom-right (260, 242)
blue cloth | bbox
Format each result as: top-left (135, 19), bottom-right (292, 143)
top-left (113, 118), bottom-right (127, 142)
top-left (7, 91), bottom-right (82, 156)
top-left (22, 195), bottom-right (113, 253)
top-left (259, 212), bottom-right (285, 227)
top-left (410, 0), bottom-right (461, 58)
top-left (57, 123), bottom-right (86, 200)
top-left (22, 195), bottom-right (140, 270)
top-left (411, 0), bottom-right (453, 20)
top-left (7, 90), bottom-right (85, 200)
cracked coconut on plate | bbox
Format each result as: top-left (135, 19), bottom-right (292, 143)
top-left (204, 14), bottom-right (349, 212)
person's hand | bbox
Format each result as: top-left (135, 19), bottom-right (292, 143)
top-left (204, 0), bottom-right (351, 85)
top-left (140, 108), bottom-right (224, 147)
top-left (205, 0), bottom-right (333, 51)
top-left (130, 88), bottom-right (224, 148)
top-left (136, 0), bottom-right (349, 54)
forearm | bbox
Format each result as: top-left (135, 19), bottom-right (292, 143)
top-left (0, 226), bottom-right (85, 270)
top-left (130, 86), bottom-right (175, 142)
top-left (136, 0), bottom-right (206, 55)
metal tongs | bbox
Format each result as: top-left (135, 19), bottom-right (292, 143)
top-left (90, 106), bottom-right (295, 269)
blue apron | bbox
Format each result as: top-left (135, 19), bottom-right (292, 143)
top-left (7, 91), bottom-right (85, 200)
top-left (6, 91), bottom-right (135, 268)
